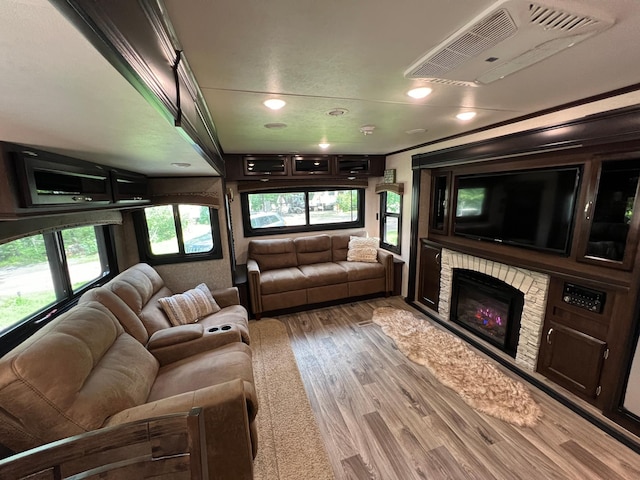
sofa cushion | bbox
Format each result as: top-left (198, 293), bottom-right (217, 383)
top-left (336, 260), bottom-right (386, 282)
top-left (79, 287), bottom-right (150, 344)
top-left (248, 238), bottom-right (298, 272)
top-left (259, 267), bottom-right (309, 295)
top-left (331, 231), bottom-right (365, 262)
top-left (294, 234), bottom-right (332, 265)
top-left (148, 342), bottom-right (257, 421)
top-left (298, 262), bottom-right (348, 288)
top-left (158, 283), bottom-right (221, 326)
top-left (0, 302), bottom-right (158, 451)
top-left (347, 236), bottom-right (379, 262)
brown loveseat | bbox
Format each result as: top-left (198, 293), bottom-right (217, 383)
top-left (247, 232), bottom-right (393, 318)
top-left (0, 264), bottom-right (257, 480)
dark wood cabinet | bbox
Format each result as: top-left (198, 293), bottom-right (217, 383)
top-left (225, 153), bottom-right (385, 180)
top-left (576, 157), bottom-right (640, 271)
top-left (418, 240), bottom-right (441, 310)
top-left (243, 155), bottom-right (289, 177)
top-left (429, 172), bottom-right (450, 235)
top-left (111, 169), bottom-right (149, 204)
top-left (15, 150), bottom-right (112, 207)
top-left (537, 276), bottom-right (614, 406)
top-left (291, 155), bottom-right (332, 175)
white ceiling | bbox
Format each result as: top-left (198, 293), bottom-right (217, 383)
top-left (1, 0), bottom-right (640, 176)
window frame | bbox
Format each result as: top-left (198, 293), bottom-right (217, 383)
top-left (379, 191), bottom-right (402, 254)
top-left (240, 187), bottom-right (365, 237)
top-left (0, 225), bottom-right (116, 356)
top-left (134, 204), bottom-right (223, 265)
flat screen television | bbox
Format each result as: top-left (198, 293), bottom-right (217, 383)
top-left (453, 166), bottom-right (581, 255)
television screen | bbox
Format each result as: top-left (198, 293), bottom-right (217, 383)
top-left (453, 167), bottom-right (581, 255)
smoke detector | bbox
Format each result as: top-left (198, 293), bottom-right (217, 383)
top-left (405, 0), bottom-right (613, 84)
top-left (359, 125), bottom-right (376, 135)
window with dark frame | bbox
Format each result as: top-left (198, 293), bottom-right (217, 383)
top-left (135, 204), bottom-right (223, 264)
top-left (380, 191), bottom-right (402, 254)
top-left (240, 188), bottom-right (364, 236)
top-left (0, 225), bottom-right (115, 354)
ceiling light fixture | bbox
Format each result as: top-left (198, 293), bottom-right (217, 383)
top-left (319, 143), bottom-right (330, 149)
top-left (359, 125), bottom-right (376, 136)
top-left (263, 99), bottom-right (286, 110)
top-left (264, 122), bottom-right (287, 129)
top-left (456, 111), bottom-right (477, 121)
top-left (171, 162), bottom-right (191, 168)
top-left (407, 87), bottom-right (432, 99)
top-left (406, 128), bottom-right (427, 135)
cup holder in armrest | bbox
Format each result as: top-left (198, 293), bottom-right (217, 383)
top-left (208, 325), bottom-right (232, 333)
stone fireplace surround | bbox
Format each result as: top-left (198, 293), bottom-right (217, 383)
top-left (437, 249), bottom-right (550, 371)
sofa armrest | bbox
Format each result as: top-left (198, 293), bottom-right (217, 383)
top-left (211, 286), bottom-right (240, 308)
top-left (376, 248), bottom-right (394, 293)
top-left (105, 379), bottom-right (254, 480)
top-left (246, 259), bottom-right (263, 315)
top-left (147, 325), bottom-right (242, 366)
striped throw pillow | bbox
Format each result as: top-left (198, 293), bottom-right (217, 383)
top-left (158, 283), bottom-right (221, 326)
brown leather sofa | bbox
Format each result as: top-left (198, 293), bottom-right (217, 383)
top-left (0, 264), bottom-right (257, 480)
top-left (247, 232), bottom-right (393, 318)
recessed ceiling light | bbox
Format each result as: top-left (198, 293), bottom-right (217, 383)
top-left (171, 162), bottom-right (191, 168)
top-left (326, 108), bottom-right (349, 116)
top-left (263, 99), bottom-right (286, 110)
top-left (264, 122), bottom-right (287, 129)
top-left (406, 128), bottom-right (427, 135)
top-left (407, 87), bottom-right (432, 99)
top-left (456, 111), bottom-right (477, 121)
top-left (319, 143), bottom-right (330, 149)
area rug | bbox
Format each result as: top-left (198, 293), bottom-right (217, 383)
top-left (372, 307), bottom-right (542, 427)
top-left (249, 318), bottom-right (335, 480)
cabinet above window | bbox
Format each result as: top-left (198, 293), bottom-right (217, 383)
top-left (225, 154), bottom-right (385, 181)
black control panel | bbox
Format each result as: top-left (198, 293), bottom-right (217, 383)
top-left (562, 283), bottom-right (606, 314)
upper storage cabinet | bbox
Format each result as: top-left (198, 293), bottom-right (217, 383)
top-left (577, 158), bottom-right (640, 270)
top-left (15, 150), bottom-right (112, 207)
top-left (110, 169), bottom-right (149, 204)
top-left (243, 155), bottom-right (288, 177)
top-left (335, 155), bottom-right (385, 177)
top-left (291, 155), bottom-right (332, 175)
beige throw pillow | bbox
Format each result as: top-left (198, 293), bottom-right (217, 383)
top-left (158, 283), bottom-right (221, 326)
top-left (347, 236), bottom-right (379, 263)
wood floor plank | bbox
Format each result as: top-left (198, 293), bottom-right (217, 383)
top-left (276, 297), bottom-right (640, 480)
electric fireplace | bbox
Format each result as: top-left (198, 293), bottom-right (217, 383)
top-left (450, 269), bottom-right (524, 357)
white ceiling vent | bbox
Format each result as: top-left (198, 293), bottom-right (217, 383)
top-left (405, 0), bottom-right (613, 85)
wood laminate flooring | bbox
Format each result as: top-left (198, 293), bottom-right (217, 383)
top-left (276, 297), bottom-right (640, 480)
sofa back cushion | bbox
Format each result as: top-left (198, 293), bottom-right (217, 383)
top-left (331, 231), bottom-right (365, 262)
top-left (294, 235), bottom-right (332, 265)
top-left (105, 263), bottom-right (174, 336)
top-left (248, 238), bottom-right (298, 272)
top-left (0, 301), bottom-right (158, 452)
top-left (79, 287), bottom-right (150, 344)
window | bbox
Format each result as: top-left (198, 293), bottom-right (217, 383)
top-left (380, 191), bottom-right (402, 254)
top-left (241, 188), bottom-right (364, 236)
top-left (136, 204), bottom-right (222, 263)
top-left (0, 225), bottom-right (113, 350)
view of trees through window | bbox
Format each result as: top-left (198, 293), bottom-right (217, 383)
top-left (246, 189), bottom-right (360, 230)
top-left (0, 226), bottom-right (108, 332)
top-left (144, 204), bottom-right (214, 255)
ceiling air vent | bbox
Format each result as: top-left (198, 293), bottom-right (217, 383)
top-left (404, 0), bottom-right (613, 85)
top-left (529, 3), bottom-right (600, 32)
top-left (405, 9), bottom-right (516, 79)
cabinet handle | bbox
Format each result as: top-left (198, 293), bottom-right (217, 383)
top-left (584, 200), bottom-right (593, 220)
top-left (132, 196), bottom-right (143, 201)
top-left (435, 253), bottom-right (441, 265)
top-left (546, 328), bottom-right (553, 345)
top-left (72, 196), bottom-right (93, 202)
